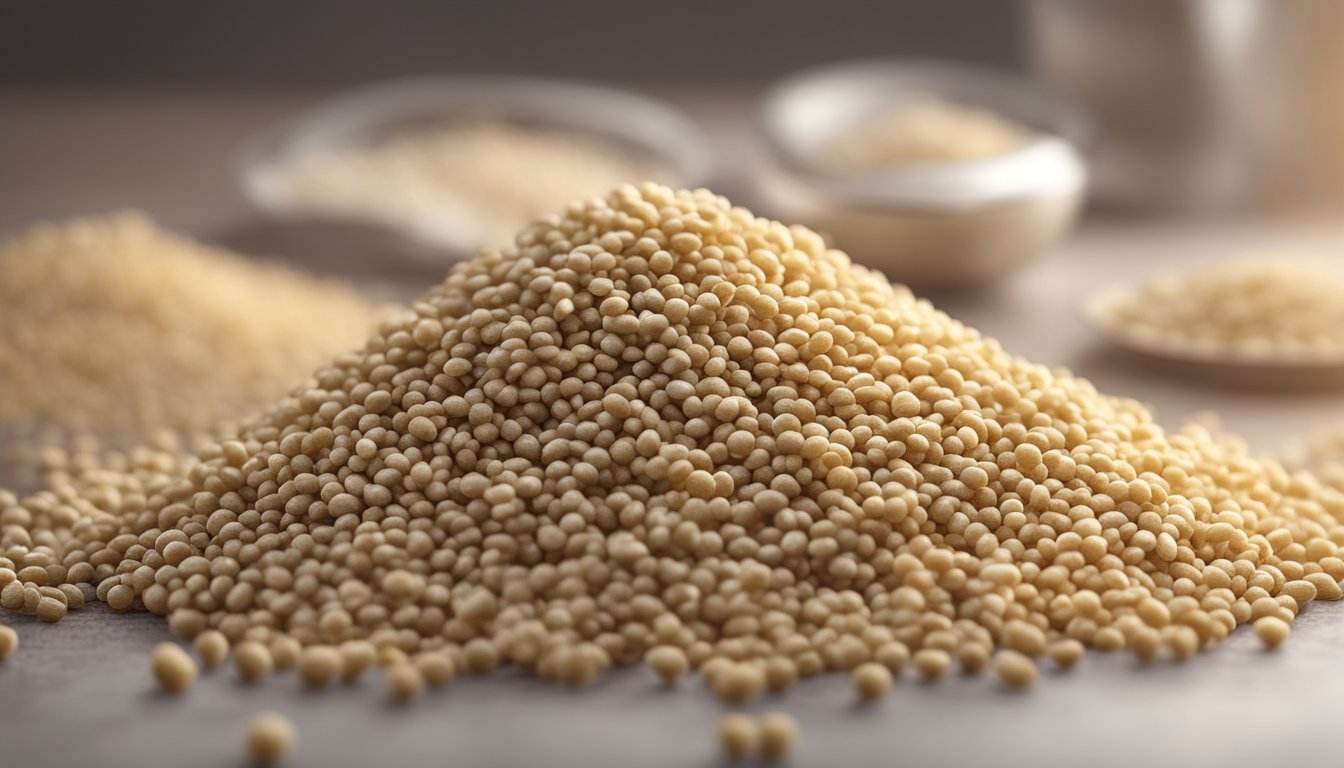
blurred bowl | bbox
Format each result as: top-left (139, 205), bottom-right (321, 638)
top-left (757, 59), bottom-right (1088, 289)
top-left (237, 76), bottom-right (713, 256)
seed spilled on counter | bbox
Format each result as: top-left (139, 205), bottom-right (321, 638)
top-left (1, 184), bottom-right (1344, 716)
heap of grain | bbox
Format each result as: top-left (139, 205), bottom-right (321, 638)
top-left (3, 184), bottom-right (1344, 694)
top-left (0, 213), bottom-right (380, 440)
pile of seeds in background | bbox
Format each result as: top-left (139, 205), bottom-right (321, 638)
top-left (815, 98), bottom-right (1032, 172)
top-left (1093, 257), bottom-right (1344, 362)
top-left (5, 184), bottom-right (1344, 761)
top-left (0, 213), bottom-right (382, 447)
top-left (271, 120), bottom-right (672, 248)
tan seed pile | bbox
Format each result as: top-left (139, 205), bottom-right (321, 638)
top-left (3, 184), bottom-right (1344, 704)
top-left (1094, 257), bottom-right (1344, 362)
top-left (0, 213), bottom-right (380, 442)
top-left (816, 98), bottom-right (1031, 173)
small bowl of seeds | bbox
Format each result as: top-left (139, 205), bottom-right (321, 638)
top-left (757, 58), bottom-right (1088, 289)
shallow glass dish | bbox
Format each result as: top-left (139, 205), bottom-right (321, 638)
top-left (238, 76), bottom-right (714, 256)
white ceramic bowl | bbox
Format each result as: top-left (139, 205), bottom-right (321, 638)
top-left (758, 59), bottom-right (1088, 289)
top-left (238, 76), bottom-right (713, 255)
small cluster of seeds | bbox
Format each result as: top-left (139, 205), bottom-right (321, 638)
top-left (0, 213), bottom-right (380, 443)
top-left (717, 712), bottom-right (798, 762)
top-left (3, 184), bottom-right (1344, 709)
top-left (1094, 257), bottom-right (1344, 362)
top-left (816, 98), bottom-right (1031, 173)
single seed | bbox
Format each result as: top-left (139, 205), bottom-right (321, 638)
top-left (717, 714), bottom-right (758, 761)
top-left (850, 662), bottom-right (892, 701)
top-left (0, 625), bottom-right (17, 659)
top-left (386, 663), bottom-right (424, 703)
top-left (994, 650), bottom-right (1037, 688)
top-left (913, 649), bottom-right (951, 681)
top-left (340, 641), bottom-right (377, 683)
top-left (270, 637), bottom-right (301, 671)
top-left (1254, 617), bottom-right (1291, 649)
top-left (712, 662), bottom-right (766, 703)
top-left (246, 712), bottom-right (296, 765)
top-left (1047, 639), bottom-right (1084, 670)
top-left (414, 652), bottom-right (457, 687)
top-left (35, 595), bottom-right (66, 623)
top-left (235, 641), bottom-right (273, 683)
top-left (194, 630), bottom-right (230, 668)
top-left (645, 645), bottom-right (689, 684)
top-left (758, 712), bottom-right (799, 761)
top-left (151, 642), bottom-right (197, 694)
top-left (298, 646), bottom-right (342, 689)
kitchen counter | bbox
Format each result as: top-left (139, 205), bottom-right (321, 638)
top-left (4, 88), bottom-right (1344, 768)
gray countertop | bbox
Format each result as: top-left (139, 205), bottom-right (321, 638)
top-left (5, 88), bottom-right (1344, 768)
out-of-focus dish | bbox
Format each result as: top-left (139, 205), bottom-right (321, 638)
top-left (758, 59), bottom-right (1087, 289)
top-left (239, 76), bottom-right (712, 254)
top-left (1085, 257), bottom-right (1344, 387)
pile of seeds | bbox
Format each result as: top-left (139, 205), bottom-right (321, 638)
top-left (816, 98), bottom-right (1031, 173)
top-left (0, 213), bottom-right (381, 443)
top-left (271, 120), bottom-right (671, 249)
top-left (1093, 257), bottom-right (1344, 362)
top-left (3, 184), bottom-right (1344, 697)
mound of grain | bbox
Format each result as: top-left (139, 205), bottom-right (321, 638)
top-left (3, 185), bottom-right (1344, 693)
top-left (0, 213), bottom-right (381, 440)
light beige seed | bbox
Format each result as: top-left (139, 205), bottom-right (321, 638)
top-left (1003, 620), bottom-right (1047, 657)
top-left (246, 712), bottom-right (296, 765)
top-left (717, 714), bottom-right (758, 761)
top-left (758, 712), bottom-right (799, 761)
top-left (414, 652), bottom-right (457, 687)
top-left (851, 662), bottom-right (892, 701)
top-left (386, 663), bottom-right (424, 703)
top-left (1254, 617), bottom-right (1291, 649)
top-left (913, 649), bottom-right (951, 681)
top-left (0, 625), bottom-right (17, 659)
top-left (298, 646), bottom-right (342, 689)
top-left (874, 642), bottom-right (909, 675)
top-left (645, 645), bottom-right (689, 684)
top-left (270, 637), bottom-right (301, 671)
top-left (957, 643), bottom-right (990, 675)
top-left (340, 641), bottom-right (377, 683)
top-left (994, 650), bottom-right (1037, 688)
top-left (712, 662), bottom-right (765, 703)
top-left (151, 642), bottom-right (197, 694)
top-left (235, 641), bottom-right (273, 683)
top-left (194, 630), bottom-right (230, 668)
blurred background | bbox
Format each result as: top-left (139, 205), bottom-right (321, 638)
top-left (6, 0), bottom-right (1344, 418)
top-left (9, 3), bottom-right (1344, 767)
